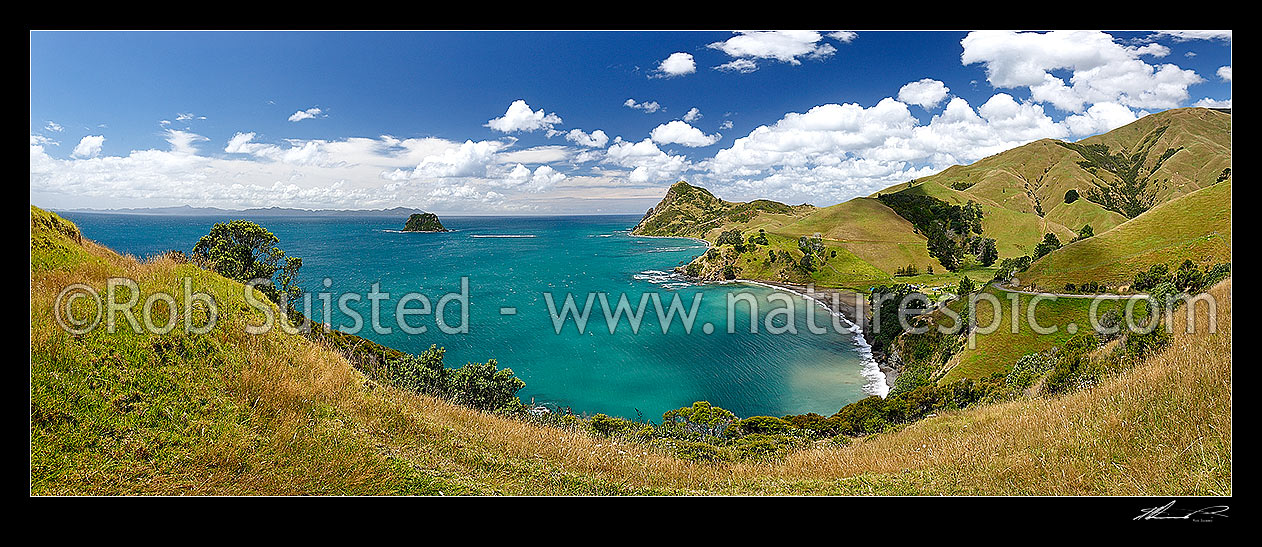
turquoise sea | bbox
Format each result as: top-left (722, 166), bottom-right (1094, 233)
top-left (57, 212), bottom-right (882, 420)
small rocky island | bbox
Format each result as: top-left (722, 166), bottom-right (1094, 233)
top-left (402, 212), bottom-right (450, 232)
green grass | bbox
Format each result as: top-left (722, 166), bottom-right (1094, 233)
top-left (937, 285), bottom-right (1149, 382)
top-left (1044, 196), bottom-right (1128, 236)
top-left (892, 264), bottom-right (998, 300)
top-left (707, 231), bottom-right (892, 290)
top-left (30, 205), bottom-right (104, 273)
top-left (1020, 180), bottom-right (1231, 290)
top-left (778, 197), bottom-right (937, 274)
top-left (892, 181), bottom-right (1077, 258)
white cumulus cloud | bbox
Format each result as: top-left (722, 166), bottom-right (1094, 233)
top-left (565, 128), bottom-right (610, 148)
top-left (827, 31), bottom-right (858, 43)
top-left (485, 100), bottom-right (563, 133)
top-left (1193, 97), bottom-right (1232, 108)
top-left (655, 52), bottom-right (696, 77)
top-left (961, 30), bottom-right (1203, 113)
top-left (415, 139), bottom-right (508, 178)
top-left (1150, 30), bottom-right (1231, 42)
top-left (72, 135), bottom-right (105, 158)
top-left (897, 79), bottom-right (951, 109)
top-left (604, 138), bottom-right (690, 183)
top-left (1062, 102), bottom-right (1143, 137)
top-left (503, 163), bottom-right (567, 192)
top-left (650, 120), bottom-right (722, 147)
top-left (714, 59), bottom-right (759, 73)
top-left (708, 31), bottom-right (838, 66)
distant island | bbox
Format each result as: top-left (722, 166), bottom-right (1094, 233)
top-left (58, 205), bottom-right (439, 218)
top-left (402, 212), bottom-right (449, 232)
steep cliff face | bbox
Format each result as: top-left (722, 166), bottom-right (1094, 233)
top-left (402, 213), bottom-right (449, 232)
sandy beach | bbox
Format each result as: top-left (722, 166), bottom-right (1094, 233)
top-left (756, 281), bottom-right (897, 393)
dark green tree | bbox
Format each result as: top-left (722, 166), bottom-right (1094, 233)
top-left (191, 220), bottom-right (302, 304)
top-left (1073, 224), bottom-right (1094, 242)
top-left (1032, 232), bottom-right (1062, 259)
top-left (716, 229), bottom-right (746, 251)
top-left (977, 237), bottom-right (999, 266)
top-left (957, 275), bottom-right (977, 296)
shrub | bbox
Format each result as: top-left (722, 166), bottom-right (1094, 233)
top-left (1064, 189), bottom-right (1080, 204)
top-left (447, 360), bottom-right (525, 412)
top-left (977, 237), bottom-right (999, 266)
top-left (730, 434), bottom-right (800, 461)
top-left (716, 229), bottom-right (745, 251)
top-left (1124, 326), bottom-right (1172, 361)
top-left (589, 413), bottom-right (641, 437)
top-left (1007, 349), bottom-right (1060, 390)
top-left (380, 345), bottom-right (450, 397)
top-left (1073, 224), bottom-right (1094, 241)
top-left (780, 413), bottom-right (842, 437)
top-left (668, 440), bottom-right (724, 463)
top-left (1133, 263), bottom-right (1171, 291)
top-left (1174, 259), bottom-right (1204, 293)
top-left (662, 401), bottom-right (737, 439)
top-left (957, 275), bottom-right (976, 296)
top-left (894, 264), bottom-right (920, 277)
top-left (731, 416), bottom-right (793, 436)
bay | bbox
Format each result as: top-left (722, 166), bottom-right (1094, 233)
top-left (58, 212), bottom-right (879, 420)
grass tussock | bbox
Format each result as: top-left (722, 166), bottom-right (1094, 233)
top-left (31, 208), bottom-right (1230, 495)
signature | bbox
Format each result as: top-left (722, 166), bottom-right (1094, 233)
top-left (1135, 500), bottom-right (1229, 521)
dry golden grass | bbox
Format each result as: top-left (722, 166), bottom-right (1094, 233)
top-left (377, 281), bottom-right (1230, 495)
top-left (31, 208), bottom-right (1231, 495)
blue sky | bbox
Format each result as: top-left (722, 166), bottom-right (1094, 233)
top-left (30, 30), bottom-right (1232, 214)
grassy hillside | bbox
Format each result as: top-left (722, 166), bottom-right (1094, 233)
top-left (1020, 179), bottom-right (1231, 290)
top-left (1079, 107), bottom-right (1232, 206)
top-left (887, 180), bottom-right (1077, 258)
top-left (778, 197), bottom-right (935, 274)
top-left (1044, 196), bottom-right (1129, 239)
top-left (29, 207), bottom-right (1231, 494)
top-left (937, 287), bottom-right (1148, 382)
top-left (892, 107), bottom-right (1230, 224)
top-left (630, 181), bottom-right (815, 239)
top-left (632, 109), bottom-right (1228, 291)
top-left (634, 181), bottom-right (1010, 289)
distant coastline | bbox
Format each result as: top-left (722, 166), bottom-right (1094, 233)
top-left (51, 206), bottom-right (650, 218)
top-left (54, 205), bottom-right (438, 218)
